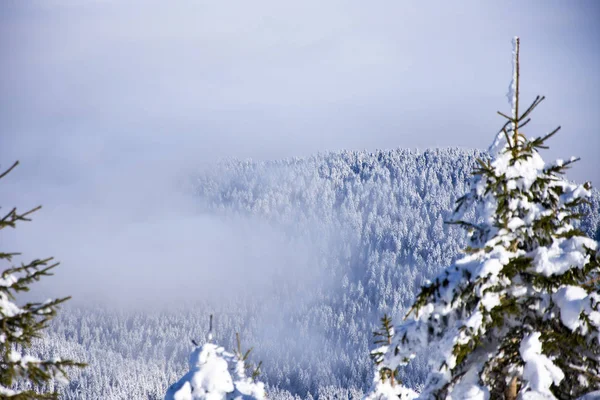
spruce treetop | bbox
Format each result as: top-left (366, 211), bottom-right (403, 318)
top-left (165, 316), bottom-right (265, 400)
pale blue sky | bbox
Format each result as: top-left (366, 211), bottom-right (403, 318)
top-left (0, 0), bottom-right (600, 184)
top-left (1, 1), bottom-right (598, 185)
top-left (0, 1), bottom-right (598, 304)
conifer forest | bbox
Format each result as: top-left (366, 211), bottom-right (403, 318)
top-left (2, 2), bottom-right (600, 399)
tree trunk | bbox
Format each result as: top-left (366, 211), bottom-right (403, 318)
top-left (504, 376), bottom-right (518, 400)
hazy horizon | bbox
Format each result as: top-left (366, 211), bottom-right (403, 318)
top-left (1, 0), bottom-right (598, 307)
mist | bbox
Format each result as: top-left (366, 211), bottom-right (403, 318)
top-left (1, 0), bottom-right (599, 308)
top-left (1, 157), bottom-right (333, 309)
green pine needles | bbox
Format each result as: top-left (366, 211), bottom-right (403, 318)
top-left (366, 38), bottom-right (600, 400)
top-left (371, 314), bottom-right (399, 387)
top-left (1, 161), bottom-right (85, 399)
top-left (236, 332), bottom-right (263, 382)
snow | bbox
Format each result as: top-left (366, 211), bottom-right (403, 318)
top-left (507, 217), bottom-right (525, 231)
top-left (476, 258), bottom-right (503, 278)
top-left (493, 149), bottom-right (546, 191)
top-left (0, 386), bottom-right (17, 397)
top-left (481, 291), bottom-right (501, 311)
top-left (530, 236), bottom-right (596, 277)
top-left (365, 59), bottom-right (600, 398)
top-left (0, 291), bottom-right (23, 320)
top-left (552, 286), bottom-right (588, 331)
top-left (364, 379), bottom-right (418, 400)
top-left (490, 36), bottom-right (519, 157)
top-left (520, 332), bottom-right (564, 399)
top-left (507, 36), bottom-right (519, 121)
top-left (165, 342), bottom-right (265, 400)
top-left (447, 362), bottom-right (489, 400)
top-left (488, 131), bottom-right (506, 159)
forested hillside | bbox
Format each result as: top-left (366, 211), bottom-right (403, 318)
top-left (31, 148), bottom-right (600, 399)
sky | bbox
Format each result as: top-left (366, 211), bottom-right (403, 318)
top-left (0, 0), bottom-right (599, 306)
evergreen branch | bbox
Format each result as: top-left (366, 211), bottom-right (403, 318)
top-left (502, 128), bottom-right (513, 151)
top-left (543, 157), bottom-right (580, 175)
top-left (529, 126), bottom-right (561, 150)
top-left (1, 158), bottom-right (84, 396)
top-left (2, 259), bottom-right (60, 297)
top-left (243, 348), bottom-right (253, 362)
top-left (582, 276), bottom-right (600, 289)
top-left (0, 252), bottom-right (20, 262)
top-left (517, 95), bottom-right (545, 123)
top-left (0, 297), bottom-right (71, 341)
top-left (497, 111), bottom-right (513, 121)
top-left (517, 117), bottom-right (532, 130)
top-left (251, 361), bottom-right (262, 381)
top-left (236, 332), bottom-right (242, 358)
top-left (0, 161), bottom-right (19, 180)
top-left (0, 206), bottom-right (43, 230)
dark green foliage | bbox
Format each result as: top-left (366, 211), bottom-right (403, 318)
top-left (370, 314), bottom-right (400, 386)
top-left (236, 332), bottom-right (262, 382)
top-left (450, 95), bottom-right (599, 398)
top-left (375, 39), bottom-right (600, 399)
top-left (0, 161), bottom-right (85, 399)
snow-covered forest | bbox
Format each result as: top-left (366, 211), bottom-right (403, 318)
top-left (27, 147), bottom-right (600, 399)
top-left (3, 2), bottom-right (600, 398)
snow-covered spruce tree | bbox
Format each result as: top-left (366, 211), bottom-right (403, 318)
top-left (1, 161), bottom-right (85, 399)
top-left (165, 315), bottom-right (266, 400)
top-left (365, 37), bottom-right (600, 399)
